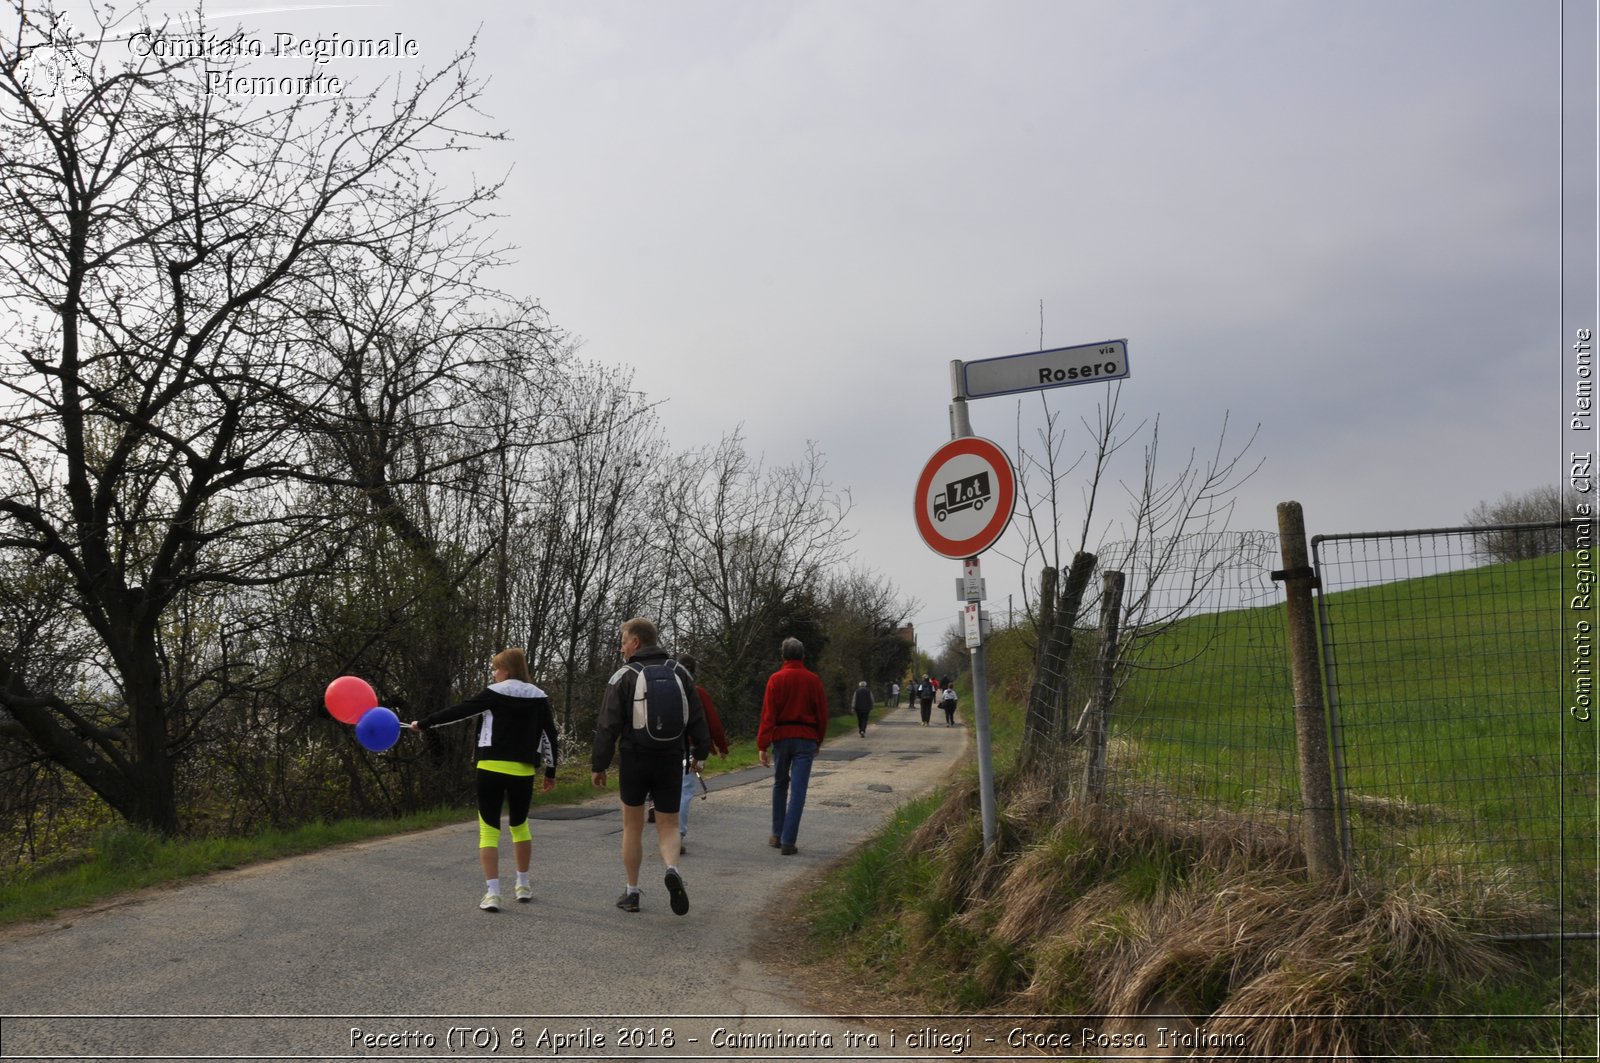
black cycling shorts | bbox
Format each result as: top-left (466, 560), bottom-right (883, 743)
top-left (618, 745), bottom-right (684, 813)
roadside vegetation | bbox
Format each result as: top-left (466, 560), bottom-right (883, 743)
top-left (0, 714), bottom-right (863, 928)
top-left (800, 557), bottom-right (1596, 1061)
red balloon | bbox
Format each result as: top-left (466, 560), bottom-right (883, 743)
top-left (324, 675), bottom-right (378, 724)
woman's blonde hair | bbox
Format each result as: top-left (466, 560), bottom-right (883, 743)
top-left (492, 647), bottom-right (532, 683)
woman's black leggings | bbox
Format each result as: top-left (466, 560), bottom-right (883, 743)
top-left (477, 768), bottom-right (535, 847)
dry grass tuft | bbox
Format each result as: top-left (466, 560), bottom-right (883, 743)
top-left (908, 775), bottom-right (980, 853)
top-left (875, 769), bottom-right (1554, 1060)
top-left (1345, 791), bottom-right (1450, 826)
top-left (988, 843), bottom-right (1082, 947)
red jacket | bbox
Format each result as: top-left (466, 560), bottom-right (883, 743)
top-left (756, 660), bottom-right (829, 751)
top-left (696, 685), bottom-right (730, 757)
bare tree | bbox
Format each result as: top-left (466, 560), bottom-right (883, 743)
top-left (1002, 381), bottom-right (1262, 770)
top-left (663, 431), bottom-right (854, 730)
top-left (519, 363), bottom-right (664, 732)
top-left (813, 567), bottom-right (917, 708)
top-left (1465, 485), bottom-right (1575, 562)
top-left (1098, 412), bottom-right (1263, 645)
top-left (0, 1), bottom-right (531, 833)
top-left (1008, 382), bottom-right (1138, 613)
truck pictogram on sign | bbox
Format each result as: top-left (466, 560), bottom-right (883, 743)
top-left (934, 470), bottom-right (991, 522)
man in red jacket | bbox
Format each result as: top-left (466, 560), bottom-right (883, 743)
top-left (756, 637), bottom-right (830, 855)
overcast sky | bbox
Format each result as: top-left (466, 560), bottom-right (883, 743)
top-left (98, 0), bottom-right (1585, 641)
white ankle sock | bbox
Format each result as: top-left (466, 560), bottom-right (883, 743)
top-left (485, 878), bottom-right (500, 894)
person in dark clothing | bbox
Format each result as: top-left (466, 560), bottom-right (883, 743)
top-left (940, 683), bottom-right (958, 726)
top-left (408, 647), bottom-right (559, 912)
top-left (918, 676), bottom-right (935, 725)
top-left (591, 617), bottom-right (711, 915)
top-left (851, 680), bottom-right (873, 736)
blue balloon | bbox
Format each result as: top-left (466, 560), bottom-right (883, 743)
top-left (355, 706), bottom-right (401, 752)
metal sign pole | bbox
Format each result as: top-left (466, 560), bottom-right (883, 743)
top-left (949, 360), bottom-right (999, 850)
top-left (929, 342), bottom-right (1127, 848)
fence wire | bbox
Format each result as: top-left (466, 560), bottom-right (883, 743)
top-left (1312, 523), bottom-right (1590, 935)
top-left (1085, 531), bottom-right (1301, 848)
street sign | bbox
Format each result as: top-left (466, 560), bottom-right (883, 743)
top-left (959, 603), bottom-right (991, 647)
top-left (961, 339), bottom-right (1130, 400)
top-left (914, 436), bottom-right (1016, 559)
top-left (955, 576), bottom-right (987, 601)
top-left (961, 558), bottom-right (984, 601)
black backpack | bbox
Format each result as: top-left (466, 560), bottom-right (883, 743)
top-left (627, 658), bottom-right (688, 751)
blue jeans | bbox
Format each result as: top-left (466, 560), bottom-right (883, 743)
top-left (770, 738), bottom-right (818, 847)
top-left (679, 761), bottom-right (697, 838)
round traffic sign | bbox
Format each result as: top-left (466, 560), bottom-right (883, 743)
top-left (914, 436), bottom-right (1016, 559)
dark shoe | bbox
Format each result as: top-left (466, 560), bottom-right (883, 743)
top-left (615, 889), bottom-right (640, 913)
top-left (677, 839), bottom-right (687, 854)
top-left (665, 868), bottom-right (689, 916)
top-left (781, 844), bottom-right (799, 855)
top-left (768, 835), bottom-right (780, 848)
top-left (646, 805), bottom-right (656, 824)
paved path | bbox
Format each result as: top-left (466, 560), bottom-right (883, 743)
top-left (0, 703), bottom-right (969, 1061)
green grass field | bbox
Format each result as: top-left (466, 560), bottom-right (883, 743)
top-left (1107, 550), bottom-right (1593, 923)
top-left (801, 557), bottom-right (1595, 1058)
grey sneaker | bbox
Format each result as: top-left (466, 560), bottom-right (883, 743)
top-left (615, 888), bottom-right (640, 913)
top-left (664, 868), bottom-right (689, 916)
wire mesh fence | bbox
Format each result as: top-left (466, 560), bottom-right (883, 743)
top-left (1081, 531), bottom-right (1302, 848)
top-left (1312, 523), bottom-right (1590, 936)
top-left (1033, 522), bottom-right (1589, 937)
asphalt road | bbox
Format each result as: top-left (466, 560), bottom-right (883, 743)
top-left (0, 702), bottom-right (969, 1062)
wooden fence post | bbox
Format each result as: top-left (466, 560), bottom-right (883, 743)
top-left (1023, 552), bottom-right (1097, 772)
top-left (1082, 569), bottom-right (1124, 804)
top-left (1020, 566), bottom-right (1057, 770)
top-left (1275, 501), bottom-right (1345, 884)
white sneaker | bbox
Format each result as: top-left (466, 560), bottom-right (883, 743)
top-left (479, 891), bottom-right (501, 912)
top-left (514, 883), bottom-right (533, 903)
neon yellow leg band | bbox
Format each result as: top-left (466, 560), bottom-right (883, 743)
top-left (510, 821), bottom-right (532, 844)
top-left (479, 817), bottom-right (500, 849)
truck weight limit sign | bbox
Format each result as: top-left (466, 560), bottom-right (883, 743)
top-left (914, 436), bottom-right (1017, 559)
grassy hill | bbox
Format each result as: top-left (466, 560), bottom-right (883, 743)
top-left (1112, 549), bottom-right (1591, 921)
top-left (800, 549), bottom-right (1596, 1060)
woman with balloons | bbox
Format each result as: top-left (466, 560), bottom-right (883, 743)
top-left (406, 648), bottom-right (560, 912)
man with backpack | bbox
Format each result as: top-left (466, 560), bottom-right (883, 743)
top-left (592, 617), bottom-right (711, 915)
